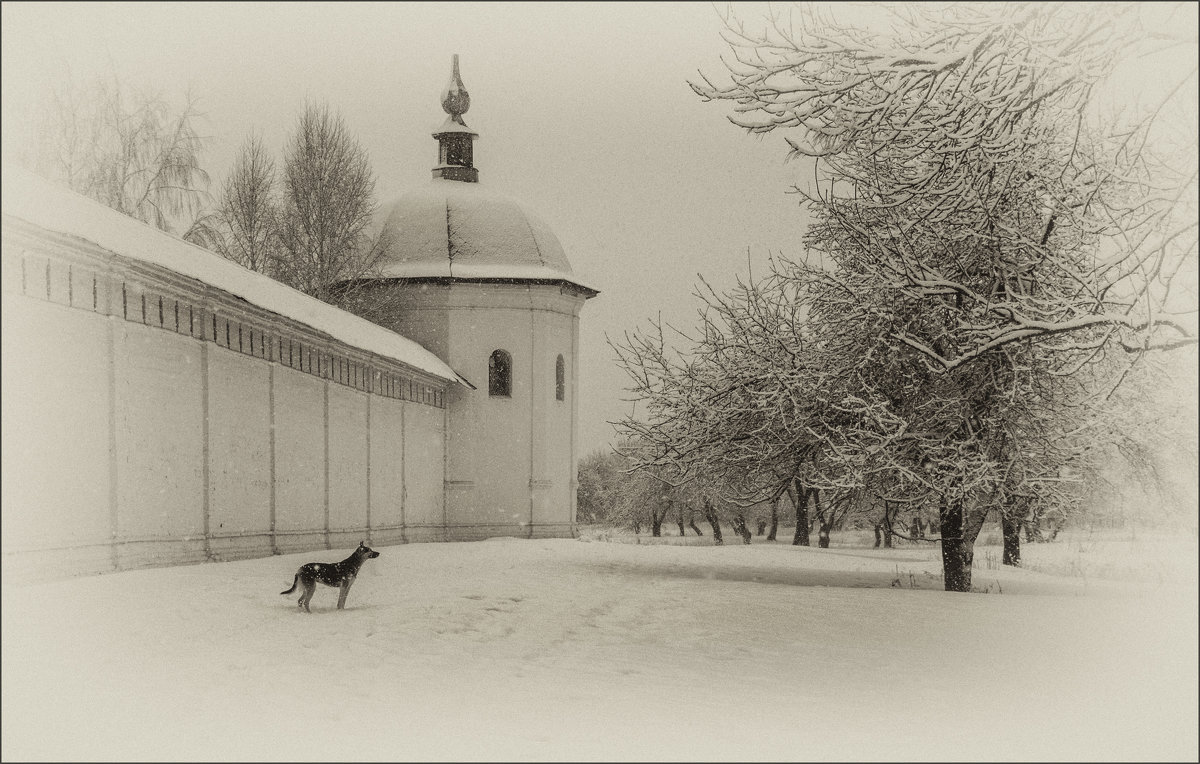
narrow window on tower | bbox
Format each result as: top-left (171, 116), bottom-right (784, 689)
top-left (489, 349), bottom-right (512, 397)
top-left (555, 354), bottom-right (565, 401)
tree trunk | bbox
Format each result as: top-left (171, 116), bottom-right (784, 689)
top-left (939, 498), bottom-right (989, 593)
top-left (814, 489), bottom-right (831, 548)
top-left (756, 520), bottom-right (766, 536)
top-left (880, 501), bottom-right (894, 547)
top-left (767, 499), bottom-right (778, 541)
top-left (689, 519), bottom-right (703, 536)
top-left (703, 501), bottom-right (723, 545)
top-left (731, 513), bottom-right (752, 544)
top-left (791, 482), bottom-right (811, 546)
top-left (940, 498), bottom-right (972, 592)
top-left (677, 518), bottom-right (686, 536)
top-left (873, 523), bottom-right (882, 548)
top-left (1001, 511), bottom-right (1021, 566)
top-left (656, 500), bottom-right (677, 537)
top-left (1024, 507), bottom-right (1045, 542)
top-left (651, 515), bottom-right (662, 537)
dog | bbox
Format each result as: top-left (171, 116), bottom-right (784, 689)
top-left (280, 541), bottom-right (380, 613)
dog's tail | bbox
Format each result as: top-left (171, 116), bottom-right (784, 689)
top-left (280, 574), bottom-right (299, 595)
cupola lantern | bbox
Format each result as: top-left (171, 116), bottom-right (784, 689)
top-left (432, 54), bottom-right (479, 183)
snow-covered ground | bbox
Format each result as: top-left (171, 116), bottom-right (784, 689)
top-left (3, 527), bottom-right (1196, 762)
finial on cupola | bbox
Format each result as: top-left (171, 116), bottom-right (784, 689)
top-left (432, 54), bottom-right (479, 183)
top-left (442, 54), bottom-right (470, 123)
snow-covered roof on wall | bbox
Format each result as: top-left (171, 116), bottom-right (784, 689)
top-left (372, 179), bottom-right (599, 296)
top-left (1, 166), bottom-right (471, 387)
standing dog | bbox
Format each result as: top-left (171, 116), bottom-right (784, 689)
top-left (280, 541), bottom-right (380, 613)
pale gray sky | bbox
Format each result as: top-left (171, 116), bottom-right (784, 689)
top-left (1, 1), bottom-right (812, 456)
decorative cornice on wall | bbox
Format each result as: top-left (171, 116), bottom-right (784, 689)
top-left (370, 276), bottom-right (598, 301)
top-left (2, 219), bottom-right (449, 408)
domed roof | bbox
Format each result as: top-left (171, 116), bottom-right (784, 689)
top-left (372, 179), bottom-right (596, 294)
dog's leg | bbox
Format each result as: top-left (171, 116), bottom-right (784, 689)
top-left (299, 581), bottom-right (315, 613)
top-left (337, 578), bottom-right (354, 610)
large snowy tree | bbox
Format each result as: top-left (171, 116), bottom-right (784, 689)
top-left (690, 2), bottom-right (1195, 589)
top-left (612, 243), bottom-right (1104, 586)
top-left (616, 2), bottom-right (1195, 591)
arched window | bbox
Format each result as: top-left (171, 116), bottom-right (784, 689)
top-left (555, 354), bottom-right (565, 401)
top-left (488, 350), bottom-right (512, 397)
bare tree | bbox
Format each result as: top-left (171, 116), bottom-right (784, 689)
top-left (198, 133), bottom-right (281, 274)
top-left (265, 101), bottom-right (401, 318)
top-left (25, 73), bottom-right (211, 236)
top-left (276, 101), bottom-right (376, 300)
top-left (197, 108), bottom-right (405, 324)
top-left (610, 274), bottom-right (828, 540)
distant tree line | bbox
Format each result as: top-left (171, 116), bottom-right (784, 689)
top-left (579, 447), bottom-right (772, 544)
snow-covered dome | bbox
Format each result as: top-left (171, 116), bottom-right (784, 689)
top-left (372, 179), bottom-right (595, 293)
top-left (371, 55), bottom-right (596, 296)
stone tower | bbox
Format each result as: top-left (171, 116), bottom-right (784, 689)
top-left (366, 55), bottom-right (598, 540)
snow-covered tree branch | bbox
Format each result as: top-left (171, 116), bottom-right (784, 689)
top-left (693, 1), bottom-right (1197, 369)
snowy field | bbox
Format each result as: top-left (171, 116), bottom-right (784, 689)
top-left (2, 527), bottom-right (1196, 762)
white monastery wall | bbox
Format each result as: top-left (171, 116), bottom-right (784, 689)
top-left (206, 347), bottom-right (273, 560)
top-left (272, 367), bottom-right (326, 552)
top-left (1, 216), bottom-right (454, 580)
top-left (402, 401), bottom-right (448, 541)
top-left (114, 322), bottom-right (207, 569)
top-left (367, 396), bottom-right (406, 543)
top-left (328, 385), bottom-right (369, 550)
top-left (1, 167), bottom-right (588, 581)
top-left (2, 293), bottom-right (113, 572)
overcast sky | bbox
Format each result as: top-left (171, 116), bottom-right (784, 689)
top-left (2, 1), bottom-right (816, 456)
